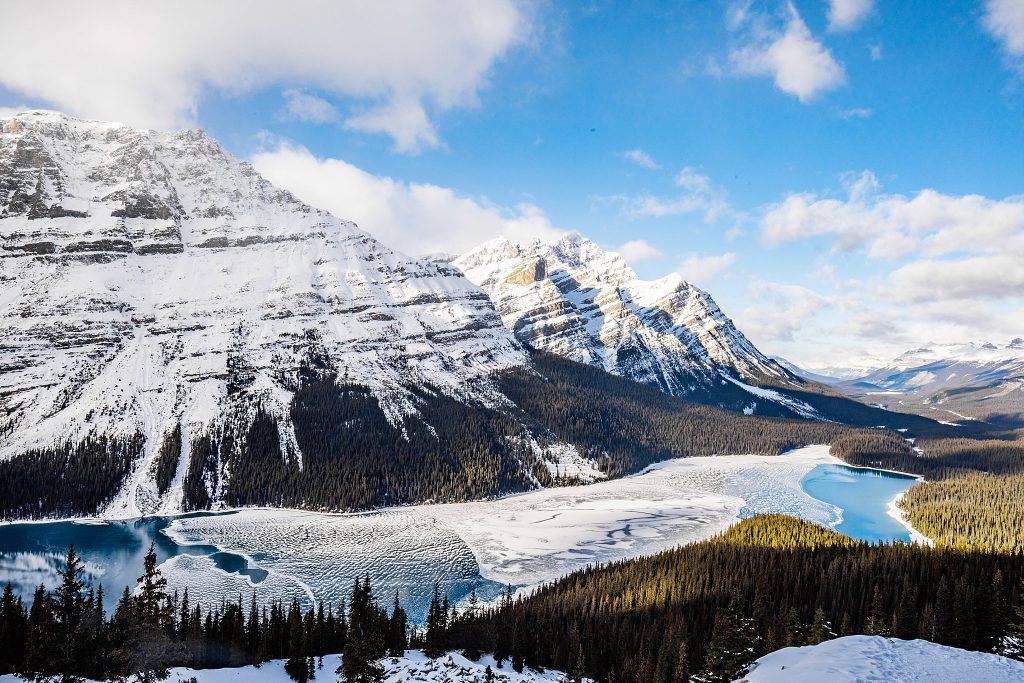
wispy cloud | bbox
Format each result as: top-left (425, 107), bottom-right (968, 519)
top-left (278, 89), bottom-right (339, 124)
top-left (827, 0), bottom-right (875, 32)
top-left (678, 252), bottom-right (736, 285)
top-left (620, 149), bottom-right (660, 169)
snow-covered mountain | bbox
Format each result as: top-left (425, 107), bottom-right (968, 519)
top-left (454, 235), bottom-right (815, 416)
top-left (833, 340), bottom-right (1024, 427)
top-left (0, 110), bottom-right (527, 516)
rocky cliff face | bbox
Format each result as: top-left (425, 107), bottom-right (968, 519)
top-left (0, 111), bottom-right (527, 516)
top-left (454, 235), bottom-right (806, 407)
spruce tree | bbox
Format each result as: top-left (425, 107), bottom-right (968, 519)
top-left (109, 543), bottom-right (181, 683)
top-left (338, 575), bottom-right (384, 683)
top-left (694, 598), bottom-right (755, 683)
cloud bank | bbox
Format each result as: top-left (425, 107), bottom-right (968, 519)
top-left (0, 0), bottom-right (530, 152)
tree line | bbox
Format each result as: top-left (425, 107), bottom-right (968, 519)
top-left (3, 515), bottom-right (1024, 682)
top-left (0, 544), bottom-right (409, 683)
top-left (446, 515), bottom-right (1024, 683)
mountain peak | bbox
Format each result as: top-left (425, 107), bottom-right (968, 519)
top-left (455, 234), bottom-right (793, 401)
top-left (0, 114), bottom-right (527, 516)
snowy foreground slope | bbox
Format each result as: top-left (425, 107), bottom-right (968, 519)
top-left (454, 235), bottom-right (818, 417)
top-left (740, 635), bottom-right (1024, 682)
top-left (0, 110), bottom-right (526, 516)
top-left (0, 652), bottom-right (576, 683)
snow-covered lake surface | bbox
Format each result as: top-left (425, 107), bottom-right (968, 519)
top-left (0, 651), bottom-right (577, 683)
top-left (0, 446), bottom-right (921, 621)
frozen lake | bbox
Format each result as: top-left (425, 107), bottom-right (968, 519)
top-left (0, 446), bottom-right (921, 621)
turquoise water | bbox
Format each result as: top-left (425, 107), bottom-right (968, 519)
top-left (800, 464), bottom-right (919, 543)
top-left (0, 512), bottom-right (257, 604)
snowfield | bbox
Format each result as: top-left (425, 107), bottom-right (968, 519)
top-left (740, 635), bottom-right (1024, 682)
top-left (162, 446), bottom-right (849, 615)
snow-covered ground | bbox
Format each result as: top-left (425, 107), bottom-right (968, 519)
top-left (741, 635), bottom-right (1024, 682)
top-left (0, 651), bottom-right (576, 683)
top-left (161, 446), bottom-right (848, 613)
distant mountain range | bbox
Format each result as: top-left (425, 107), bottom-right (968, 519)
top-left (786, 341), bottom-right (1024, 428)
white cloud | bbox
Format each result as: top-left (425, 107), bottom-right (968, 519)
top-left (735, 279), bottom-right (826, 342)
top-left (618, 166), bottom-right (734, 222)
top-left (0, 0), bottom-right (530, 152)
top-left (250, 142), bottom-right (563, 256)
top-left (869, 42), bottom-right (884, 61)
top-left (678, 252), bottom-right (736, 285)
top-left (984, 0), bottom-right (1024, 64)
top-left (888, 254), bottom-right (1024, 303)
top-left (760, 170), bottom-right (1024, 260)
top-left (839, 107), bottom-right (873, 119)
top-left (729, 3), bottom-right (845, 102)
top-left (616, 240), bottom-right (663, 264)
top-left (278, 89), bottom-right (339, 124)
top-left (621, 149), bottom-right (660, 169)
top-left (827, 0), bottom-right (875, 32)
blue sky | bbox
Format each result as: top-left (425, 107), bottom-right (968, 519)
top-left (1, 0), bottom-right (1022, 370)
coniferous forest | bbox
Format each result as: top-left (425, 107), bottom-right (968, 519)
top-left (3, 515), bottom-right (1023, 683)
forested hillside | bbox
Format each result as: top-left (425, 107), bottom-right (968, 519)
top-left (450, 515), bottom-right (1024, 683)
top-left (830, 431), bottom-right (1024, 553)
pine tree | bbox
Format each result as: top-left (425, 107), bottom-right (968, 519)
top-left (864, 585), bottom-right (890, 637)
top-left (285, 599), bottom-right (308, 683)
top-left (694, 598), bottom-right (755, 683)
top-left (424, 582), bottom-right (447, 659)
top-left (808, 607), bottom-right (834, 645)
top-left (0, 583), bottom-right (27, 675)
top-left (338, 575), bottom-right (385, 683)
top-left (894, 578), bottom-right (918, 640)
top-left (109, 543), bottom-right (181, 683)
top-left (387, 592), bottom-right (406, 657)
top-left (1001, 578), bottom-right (1024, 661)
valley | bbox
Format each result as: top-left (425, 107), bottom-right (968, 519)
top-left (0, 446), bottom-right (922, 622)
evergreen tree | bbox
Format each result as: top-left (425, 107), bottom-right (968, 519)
top-left (109, 544), bottom-right (181, 683)
top-left (694, 597), bottom-right (755, 683)
top-left (386, 592), bottom-right (406, 657)
top-left (864, 585), bottom-right (890, 637)
top-left (808, 607), bottom-right (834, 645)
top-left (338, 576), bottom-right (384, 683)
top-left (284, 600), bottom-right (308, 683)
top-left (0, 583), bottom-right (27, 675)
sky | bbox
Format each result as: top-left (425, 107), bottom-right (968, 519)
top-left (0, 0), bottom-right (1022, 372)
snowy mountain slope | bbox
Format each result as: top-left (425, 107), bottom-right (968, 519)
top-left (833, 340), bottom-right (1024, 427)
top-left (0, 110), bottom-right (528, 517)
top-left (454, 235), bottom-right (815, 416)
top-left (741, 635), bottom-right (1024, 682)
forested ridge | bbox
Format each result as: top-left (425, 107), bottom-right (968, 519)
top-left (450, 515), bottom-right (1024, 683)
top-left (829, 430), bottom-right (1024, 553)
top-left (5, 516), bottom-right (1024, 683)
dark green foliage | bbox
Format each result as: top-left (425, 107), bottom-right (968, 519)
top-left (448, 515), bottom-right (1024, 682)
top-left (833, 434), bottom-right (1024, 553)
top-left (0, 434), bottom-right (142, 519)
top-left (338, 575), bottom-right (386, 683)
top-left (182, 433), bottom-right (219, 511)
top-left (7, 544), bottom-right (401, 681)
top-left (500, 352), bottom-right (854, 478)
top-left (153, 424), bottom-right (182, 496)
top-left (219, 379), bottom-right (541, 511)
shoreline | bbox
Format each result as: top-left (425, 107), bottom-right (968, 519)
top-left (887, 489), bottom-right (933, 546)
